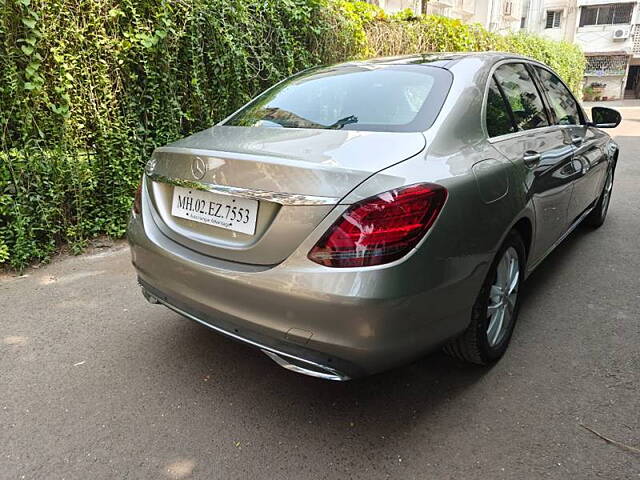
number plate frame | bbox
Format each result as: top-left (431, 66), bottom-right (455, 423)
top-left (171, 186), bottom-right (258, 235)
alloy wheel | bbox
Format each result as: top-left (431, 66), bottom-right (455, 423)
top-left (486, 246), bottom-right (520, 347)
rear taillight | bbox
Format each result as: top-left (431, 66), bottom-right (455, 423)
top-left (308, 183), bottom-right (447, 268)
top-left (133, 182), bottom-right (143, 215)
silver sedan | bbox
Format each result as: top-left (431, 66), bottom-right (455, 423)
top-left (128, 52), bottom-right (621, 380)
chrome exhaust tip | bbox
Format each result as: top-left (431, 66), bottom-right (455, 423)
top-left (261, 350), bottom-right (349, 381)
top-left (141, 287), bottom-right (160, 305)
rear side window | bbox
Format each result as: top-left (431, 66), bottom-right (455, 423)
top-left (494, 63), bottom-right (549, 131)
top-left (486, 78), bottom-right (516, 137)
top-left (225, 65), bottom-right (453, 133)
top-left (535, 67), bottom-right (581, 125)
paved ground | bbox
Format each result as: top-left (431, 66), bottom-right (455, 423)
top-left (2, 110), bottom-right (640, 480)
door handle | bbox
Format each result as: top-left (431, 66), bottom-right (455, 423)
top-left (523, 150), bottom-right (541, 167)
top-left (571, 135), bottom-right (583, 146)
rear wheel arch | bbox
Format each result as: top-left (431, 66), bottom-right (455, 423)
top-left (444, 228), bottom-right (526, 364)
top-left (490, 212), bottom-right (534, 265)
top-left (512, 217), bottom-right (533, 260)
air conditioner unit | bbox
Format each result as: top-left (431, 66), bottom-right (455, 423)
top-left (612, 28), bottom-right (630, 40)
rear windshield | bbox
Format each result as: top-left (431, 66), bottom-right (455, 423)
top-left (224, 65), bottom-right (452, 133)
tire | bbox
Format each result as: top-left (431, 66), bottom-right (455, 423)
top-left (584, 167), bottom-right (614, 229)
top-left (444, 230), bottom-right (526, 365)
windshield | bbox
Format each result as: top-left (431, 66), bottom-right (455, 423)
top-left (224, 65), bottom-right (452, 133)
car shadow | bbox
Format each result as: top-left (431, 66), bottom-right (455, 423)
top-left (153, 307), bottom-right (490, 443)
top-left (518, 224), bottom-right (591, 310)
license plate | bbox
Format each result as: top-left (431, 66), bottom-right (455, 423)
top-left (171, 186), bottom-right (258, 235)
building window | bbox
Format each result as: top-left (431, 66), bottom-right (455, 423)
top-left (579, 4), bottom-right (634, 27)
top-left (503, 0), bottom-right (514, 16)
top-left (520, 16), bottom-right (526, 28)
top-left (546, 10), bottom-right (562, 28)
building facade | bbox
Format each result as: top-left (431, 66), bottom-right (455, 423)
top-left (370, 0), bottom-right (640, 100)
top-left (524, 0), bottom-right (640, 99)
top-left (366, 0), bottom-right (524, 33)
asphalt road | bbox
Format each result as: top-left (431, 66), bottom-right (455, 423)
top-left (2, 109), bottom-right (640, 480)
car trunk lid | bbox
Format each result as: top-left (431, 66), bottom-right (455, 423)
top-left (145, 126), bottom-right (426, 265)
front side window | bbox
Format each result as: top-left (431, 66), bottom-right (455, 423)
top-left (579, 4), bottom-right (633, 26)
top-left (535, 68), bottom-right (581, 125)
top-left (225, 65), bottom-right (452, 133)
top-left (486, 78), bottom-right (516, 137)
top-left (493, 63), bottom-right (549, 131)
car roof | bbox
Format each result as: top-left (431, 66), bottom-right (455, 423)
top-left (336, 51), bottom-right (540, 70)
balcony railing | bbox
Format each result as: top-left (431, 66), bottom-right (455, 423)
top-left (633, 24), bottom-right (640, 57)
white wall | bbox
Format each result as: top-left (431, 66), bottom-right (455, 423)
top-left (574, 1), bottom-right (638, 54)
top-left (575, 25), bottom-right (634, 54)
top-left (523, 0), bottom-right (578, 41)
top-left (468, 0), bottom-right (523, 32)
top-left (375, 0), bottom-right (530, 34)
top-left (377, 0), bottom-right (422, 13)
top-left (584, 75), bottom-right (626, 99)
top-left (471, 0), bottom-right (491, 27)
top-left (525, 0), bottom-right (639, 47)
top-left (523, 0), bottom-right (638, 99)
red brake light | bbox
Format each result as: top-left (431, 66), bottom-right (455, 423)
top-left (308, 183), bottom-right (447, 268)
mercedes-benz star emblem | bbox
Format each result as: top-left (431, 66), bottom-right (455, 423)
top-left (191, 157), bottom-right (207, 180)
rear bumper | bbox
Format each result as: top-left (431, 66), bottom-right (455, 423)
top-left (128, 194), bottom-right (483, 379)
top-left (138, 278), bottom-right (355, 380)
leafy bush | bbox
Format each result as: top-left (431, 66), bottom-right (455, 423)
top-left (0, 0), bottom-right (336, 269)
top-left (501, 32), bottom-right (585, 94)
top-left (0, 0), bottom-right (585, 269)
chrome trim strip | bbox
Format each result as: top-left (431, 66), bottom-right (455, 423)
top-left (482, 58), bottom-right (588, 142)
top-left (486, 125), bottom-right (558, 144)
top-left (146, 172), bottom-right (339, 206)
top-left (141, 288), bottom-right (350, 381)
top-left (261, 350), bottom-right (345, 381)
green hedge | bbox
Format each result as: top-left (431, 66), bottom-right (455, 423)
top-left (0, 0), bottom-right (338, 268)
top-left (0, 0), bottom-right (585, 269)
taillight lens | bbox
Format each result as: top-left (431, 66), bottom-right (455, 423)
top-left (308, 183), bottom-right (447, 268)
top-left (133, 182), bottom-right (143, 215)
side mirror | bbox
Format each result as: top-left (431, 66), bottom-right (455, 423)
top-left (589, 106), bottom-right (621, 128)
